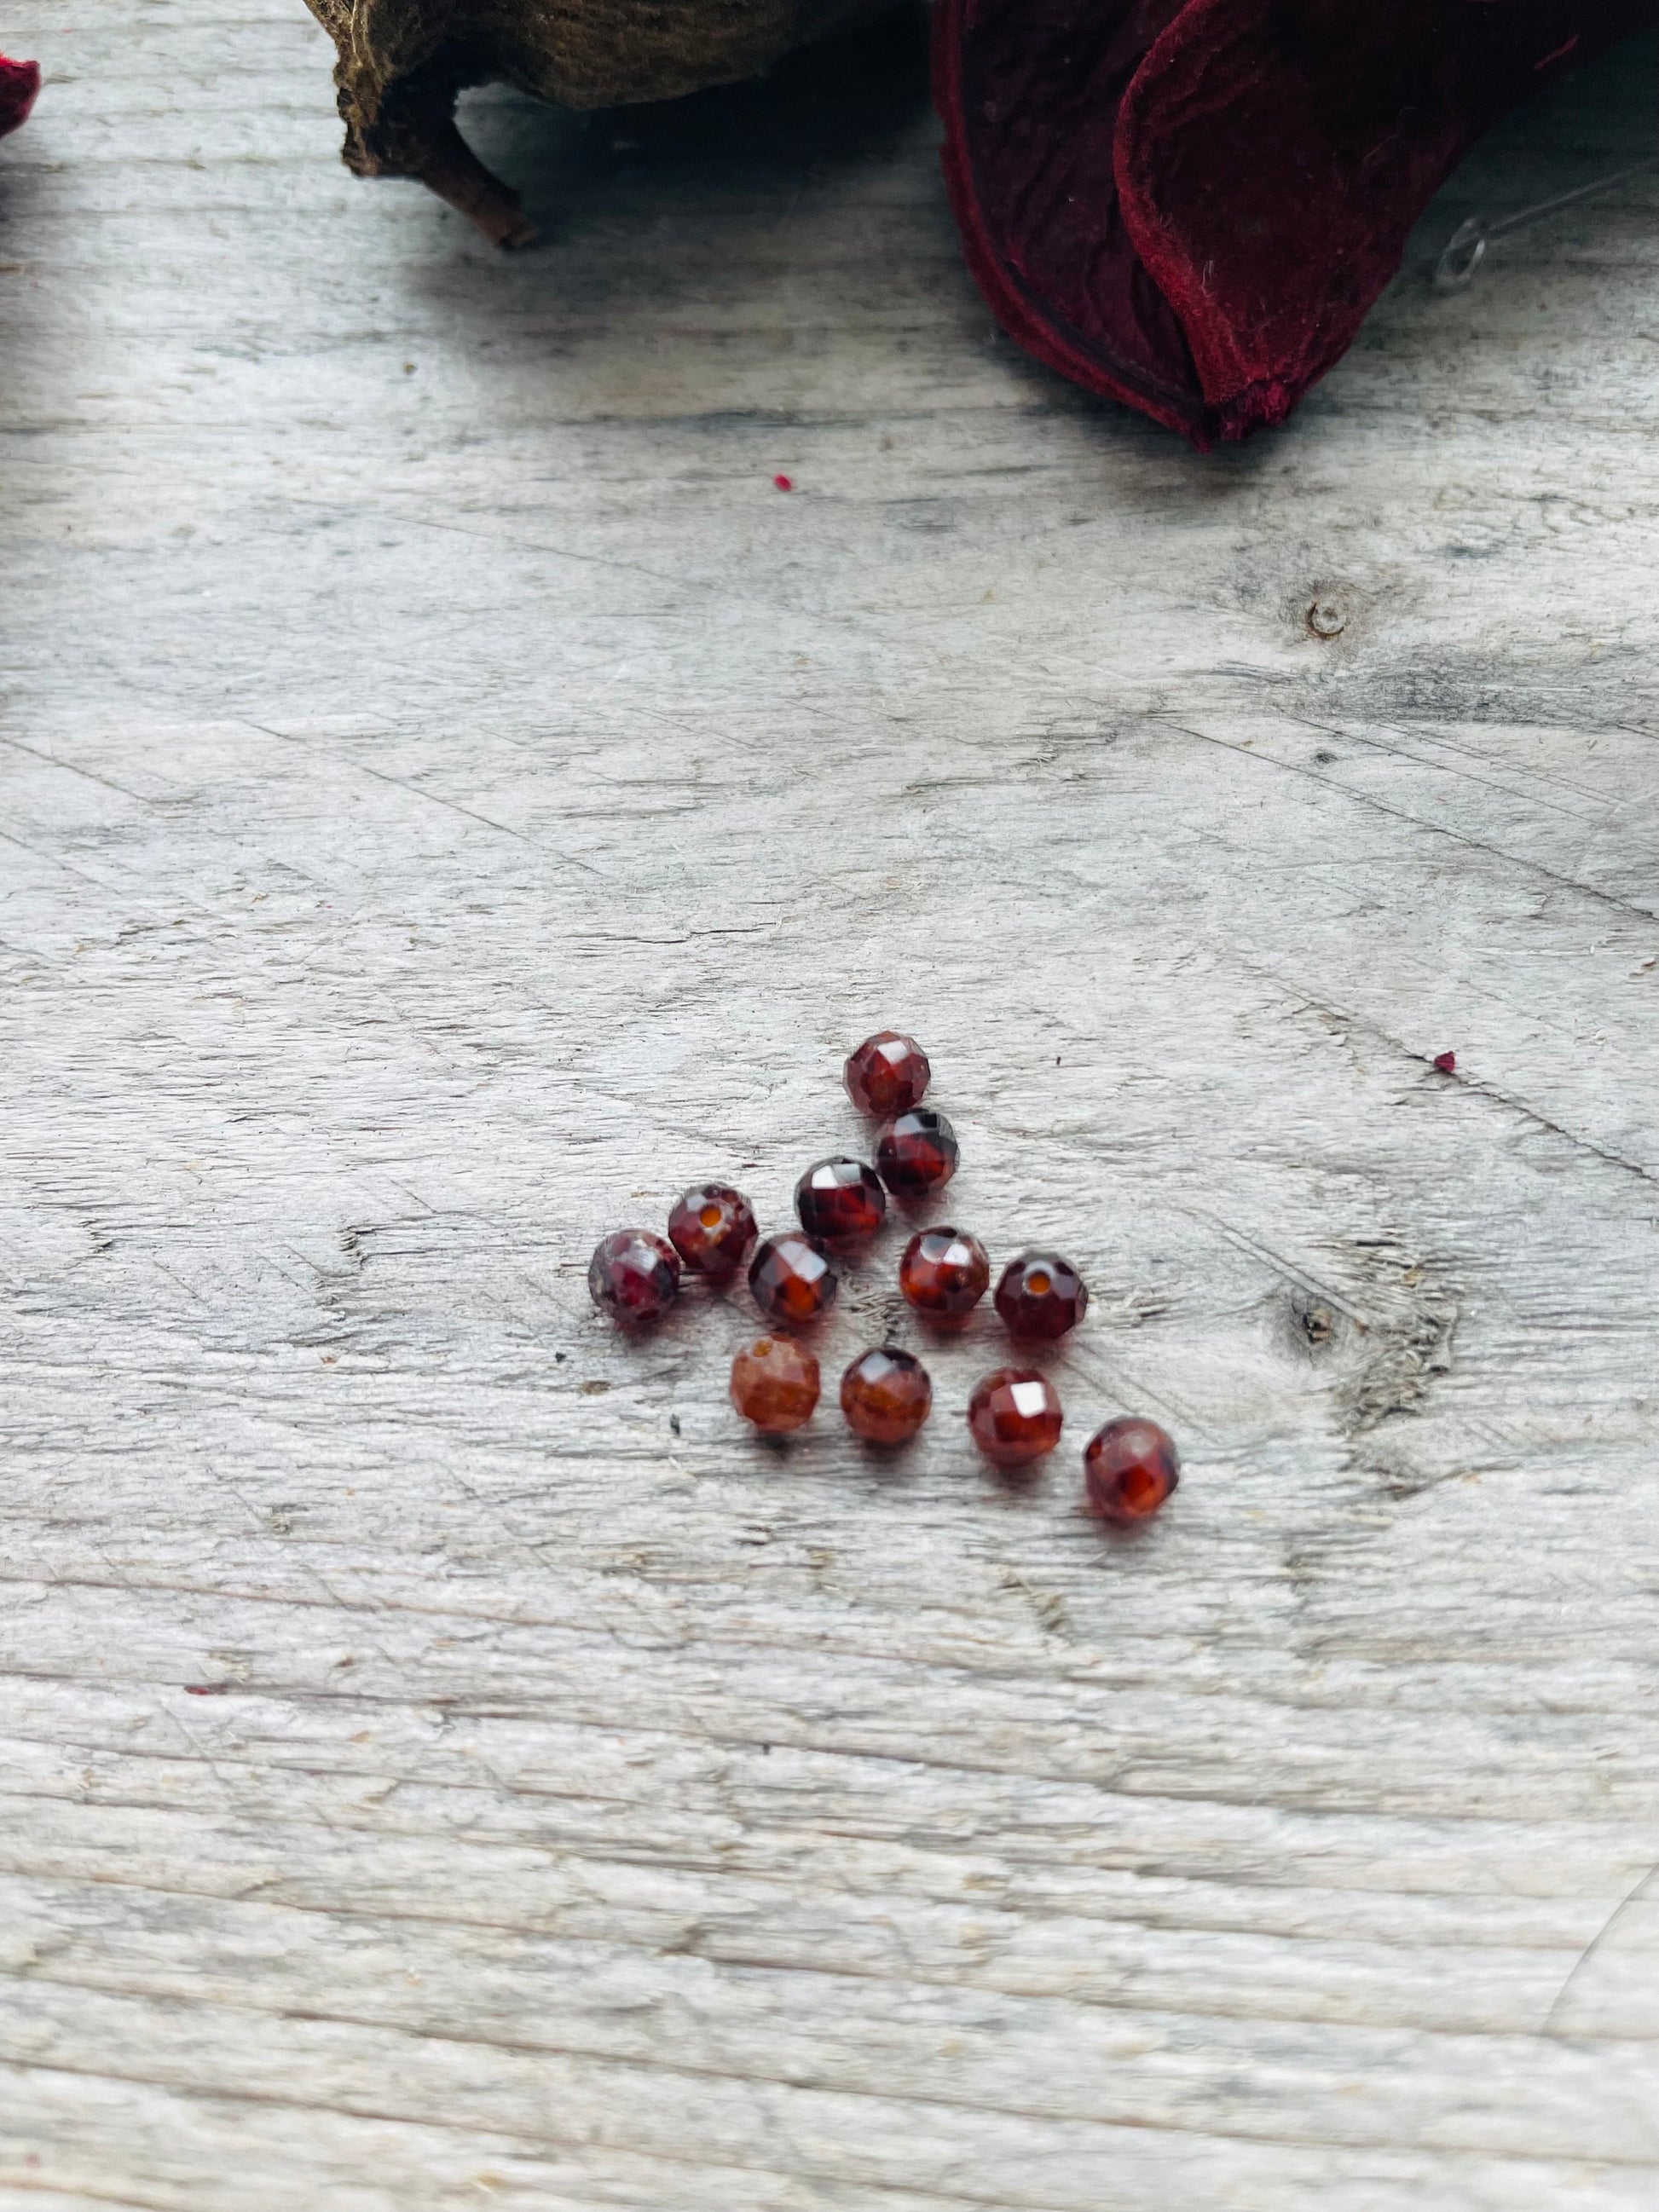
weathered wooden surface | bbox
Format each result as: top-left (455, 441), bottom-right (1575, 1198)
top-left (4, 7), bottom-right (1659, 2207)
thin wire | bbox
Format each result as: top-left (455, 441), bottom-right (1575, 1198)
top-left (1432, 157), bottom-right (1659, 291)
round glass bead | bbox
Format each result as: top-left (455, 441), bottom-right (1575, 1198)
top-left (840, 1345), bottom-right (932, 1444)
top-left (731, 1336), bottom-right (820, 1434)
top-left (587, 1229), bottom-right (680, 1324)
top-left (795, 1157), bottom-right (887, 1250)
top-left (749, 1231), bottom-right (840, 1325)
top-left (994, 1250), bottom-right (1088, 1340)
top-left (876, 1108), bottom-right (959, 1200)
top-left (668, 1182), bottom-right (757, 1277)
top-left (899, 1226), bottom-right (990, 1317)
top-left (1084, 1417), bottom-right (1180, 1523)
top-left (845, 1031), bottom-right (931, 1118)
top-left (967, 1366), bottom-right (1063, 1467)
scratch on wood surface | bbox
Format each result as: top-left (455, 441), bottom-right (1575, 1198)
top-left (1542, 1863), bottom-right (1659, 2038)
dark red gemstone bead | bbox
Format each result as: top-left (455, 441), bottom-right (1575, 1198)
top-left (587, 1229), bottom-right (680, 1324)
top-left (795, 1157), bottom-right (887, 1250)
top-left (668, 1181), bottom-right (757, 1277)
top-left (1084, 1417), bottom-right (1180, 1524)
top-left (840, 1345), bottom-right (932, 1444)
top-left (994, 1250), bottom-right (1088, 1341)
top-left (876, 1108), bottom-right (958, 1200)
top-left (899, 1227), bottom-right (990, 1317)
top-left (967, 1366), bottom-right (1063, 1467)
top-left (731, 1335), bottom-right (820, 1434)
top-left (845, 1031), bottom-right (931, 1118)
top-left (749, 1231), bottom-right (839, 1325)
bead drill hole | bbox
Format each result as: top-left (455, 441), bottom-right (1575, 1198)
top-left (699, 1204), bottom-right (723, 1229)
top-left (1027, 1271), bottom-right (1051, 1296)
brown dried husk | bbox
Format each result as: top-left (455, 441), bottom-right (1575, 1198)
top-left (305, 0), bottom-right (887, 241)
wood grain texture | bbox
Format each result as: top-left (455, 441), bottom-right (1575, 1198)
top-left (4, 7), bottom-right (1659, 2206)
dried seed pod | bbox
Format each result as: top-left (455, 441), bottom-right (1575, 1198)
top-left (302, 0), bottom-right (887, 245)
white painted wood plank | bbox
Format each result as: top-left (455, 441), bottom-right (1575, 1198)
top-left (4, 3), bottom-right (1659, 2207)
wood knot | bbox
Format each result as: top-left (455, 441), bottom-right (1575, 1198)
top-left (1300, 1303), bottom-right (1335, 1347)
top-left (1306, 598), bottom-right (1348, 639)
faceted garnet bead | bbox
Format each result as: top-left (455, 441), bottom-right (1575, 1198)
top-left (876, 1108), bottom-right (959, 1200)
top-left (668, 1181), bottom-right (757, 1278)
top-left (967, 1366), bottom-right (1064, 1468)
top-left (841, 1345), bottom-right (933, 1445)
top-left (731, 1336), bottom-right (820, 1435)
top-left (1084, 1417), bottom-right (1181, 1524)
top-left (845, 1030), bottom-right (931, 1118)
top-left (587, 1229), bottom-right (680, 1325)
top-left (795, 1157), bottom-right (887, 1250)
top-left (994, 1250), bottom-right (1088, 1341)
top-left (899, 1226), bottom-right (990, 1318)
top-left (749, 1231), bottom-right (840, 1325)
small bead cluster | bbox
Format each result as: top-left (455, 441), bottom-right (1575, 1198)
top-left (587, 1030), bottom-right (1180, 1526)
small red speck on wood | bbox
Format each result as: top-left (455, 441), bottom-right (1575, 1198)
top-left (1432, 1051), bottom-right (1456, 1074)
top-left (772, 474), bottom-right (794, 491)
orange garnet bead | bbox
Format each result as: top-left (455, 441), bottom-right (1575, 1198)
top-left (840, 1346), bottom-right (932, 1444)
top-left (668, 1182), bottom-right (757, 1277)
top-left (967, 1366), bottom-right (1063, 1467)
top-left (994, 1250), bottom-right (1087, 1341)
top-left (845, 1031), bottom-right (930, 1118)
top-left (899, 1226), bottom-right (990, 1317)
top-left (749, 1231), bottom-right (840, 1326)
top-left (1084, 1417), bottom-right (1180, 1524)
top-left (731, 1337), bottom-right (820, 1434)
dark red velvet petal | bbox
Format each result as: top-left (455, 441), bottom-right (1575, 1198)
top-left (936, 0), bottom-right (1212, 442)
top-left (0, 54), bottom-right (39, 138)
top-left (937, 0), bottom-right (1658, 445)
top-left (1118, 0), bottom-right (1656, 438)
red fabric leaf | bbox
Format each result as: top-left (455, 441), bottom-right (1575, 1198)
top-left (937, 0), bottom-right (1657, 444)
top-left (0, 53), bottom-right (38, 138)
